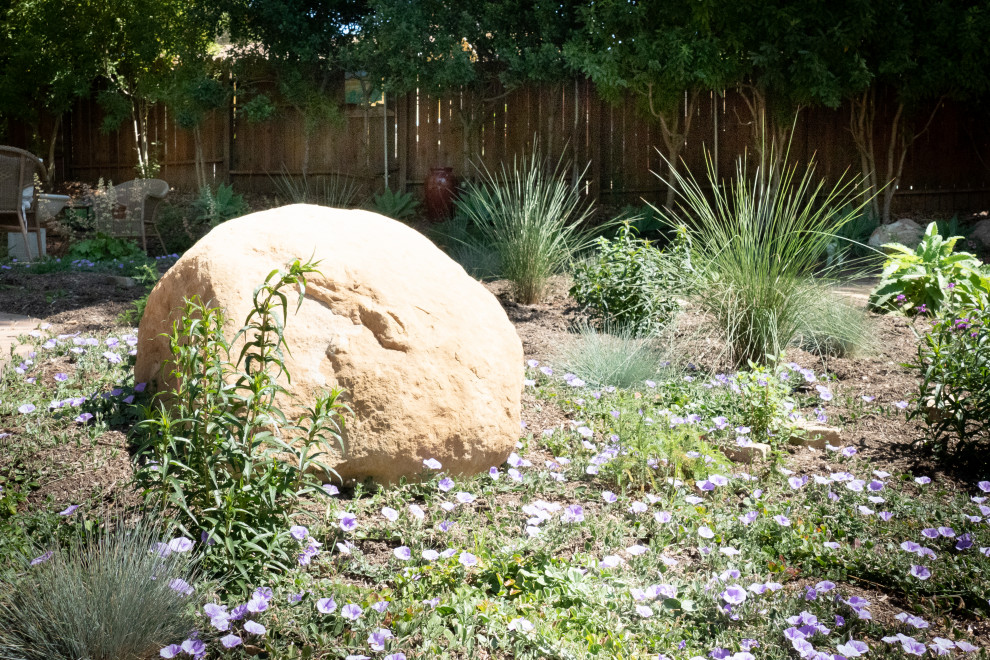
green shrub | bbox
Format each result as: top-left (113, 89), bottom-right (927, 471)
top-left (907, 300), bottom-right (989, 457)
top-left (0, 516), bottom-right (200, 660)
top-left (135, 259), bottom-right (350, 587)
top-left (658, 149), bottom-right (866, 366)
top-left (370, 187), bottom-right (419, 221)
top-left (726, 361), bottom-right (796, 444)
top-left (570, 222), bottom-right (688, 336)
top-left (454, 150), bottom-right (596, 304)
top-left (65, 233), bottom-right (145, 263)
top-left (868, 222), bottom-right (988, 315)
top-left (191, 183), bottom-right (250, 228)
top-left (555, 323), bottom-right (671, 389)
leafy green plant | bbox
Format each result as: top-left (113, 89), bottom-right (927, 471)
top-left (66, 233), bottom-right (145, 263)
top-left (191, 182), bottom-right (250, 228)
top-left (868, 222), bottom-right (989, 315)
top-left (600, 423), bottom-right (730, 492)
top-left (555, 323), bottom-right (670, 389)
top-left (658, 149), bottom-right (867, 365)
top-left (570, 222), bottom-right (688, 336)
top-left (271, 167), bottom-right (363, 209)
top-left (907, 300), bottom-right (989, 457)
top-left (370, 187), bottom-right (419, 221)
top-left (0, 515), bottom-right (201, 660)
top-left (135, 259), bottom-right (350, 586)
top-left (454, 150), bottom-right (597, 304)
top-left (725, 361), bottom-right (796, 444)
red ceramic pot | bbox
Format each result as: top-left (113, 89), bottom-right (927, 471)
top-left (424, 167), bottom-right (457, 222)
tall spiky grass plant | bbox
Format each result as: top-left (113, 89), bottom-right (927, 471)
top-left (0, 516), bottom-right (200, 660)
top-left (455, 151), bottom-right (596, 304)
top-left (656, 148), bottom-right (868, 365)
top-left (271, 166), bottom-right (363, 208)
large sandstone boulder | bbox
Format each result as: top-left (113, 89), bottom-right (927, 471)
top-left (135, 204), bottom-right (523, 485)
top-left (868, 218), bottom-right (924, 250)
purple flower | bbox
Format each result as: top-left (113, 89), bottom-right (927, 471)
top-left (342, 603), bottom-right (363, 620)
top-left (654, 511), bottom-right (672, 523)
top-left (561, 504), bottom-right (585, 523)
top-left (423, 458), bottom-right (442, 470)
top-left (455, 491), bottom-right (476, 504)
top-left (902, 639), bottom-right (927, 656)
top-left (323, 484), bottom-right (340, 495)
top-left (244, 620), bottom-right (265, 636)
top-left (58, 504), bottom-right (80, 516)
top-left (339, 513), bottom-right (358, 531)
top-left (774, 515), bottom-right (791, 527)
top-left (910, 565), bottom-right (931, 580)
top-left (721, 585), bottom-right (747, 605)
top-left (290, 525), bottom-right (308, 541)
top-left (168, 537), bottom-right (193, 553)
top-left (103, 351), bottom-right (122, 364)
top-left (368, 628), bottom-right (394, 652)
top-left (317, 597), bottom-right (337, 613)
top-left (438, 477), bottom-right (455, 492)
top-left (698, 526), bottom-right (715, 539)
top-left (74, 412), bottom-right (94, 424)
top-left (393, 546), bottom-right (412, 560)
top-left (458, 552), bottom-right (478, 567)
top-left (30, 550), bottom-right (53, 566)
top-left (220, 634), bottom-right (242, 649)
top-left (18, 403), bottom-right (35, 414)
top-left (159, 644), bottom-right (182, 658)
top-left (181, 639), bottom-right (205, 655)
top-left (979, 481), bottom-right (990, 493)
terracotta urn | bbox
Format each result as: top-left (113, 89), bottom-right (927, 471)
top-left (424, 167), bottom-right (457, 222)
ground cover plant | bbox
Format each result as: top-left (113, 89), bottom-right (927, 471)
top-left (1, 231), bottom-right (989, 658)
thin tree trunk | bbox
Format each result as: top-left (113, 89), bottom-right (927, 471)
top-left (193, 125), bottom-right (207, 190)
top-left (647, 85), bottom-right (699, 209)
top-left (45, 114), bottom-right (61, 185)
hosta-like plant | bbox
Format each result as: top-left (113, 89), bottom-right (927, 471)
top-left (868, 222), bottom-right (989, 315)
top-left (135, 259), bottom-right (350, 588)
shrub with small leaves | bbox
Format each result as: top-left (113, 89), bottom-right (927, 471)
top-left (570, 223), bottom-right (687, 336)
top-left (908, 300), bottom-right (989, 457)
top-left (135, 259), bottom-right (350, 588)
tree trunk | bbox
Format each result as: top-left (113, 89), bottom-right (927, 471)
top-left (849, 88), bottom-right (942, 224)
top-left (45, 114), bottom-right (61, 185)
top-left (647, 85), bottom-right (699, 209)
top-left (193, 124), bottom-right (207, 190)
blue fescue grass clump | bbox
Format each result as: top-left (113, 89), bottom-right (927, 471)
top-left (0, 516), bottom-right (201, 660)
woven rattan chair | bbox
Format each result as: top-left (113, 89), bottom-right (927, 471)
top-left (92, 179), bottom-right (169, 252)
top-left (0, 146), bottom-right (46, 260)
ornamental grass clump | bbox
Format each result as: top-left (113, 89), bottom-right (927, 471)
top-left (455, 149), bottom-right (596, 304)
top-left (135, 259), bottom-right (350, 588)
top-left (556, 323), bottom-right (672, 389)
top-left (0, 517), bottom-right (200, 660)
top-left (658, 149), bottom-right (867, 365)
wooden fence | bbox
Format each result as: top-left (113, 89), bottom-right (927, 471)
top-left (23, 80), bottom-right (990, 213)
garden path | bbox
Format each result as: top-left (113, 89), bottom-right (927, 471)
top-left (0, 312), bottom-right (42, 365)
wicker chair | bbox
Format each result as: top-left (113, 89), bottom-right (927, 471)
top-left (0, 146), bottom-right (46, 260)
top-left (92, 179), bottom-right (169, 252)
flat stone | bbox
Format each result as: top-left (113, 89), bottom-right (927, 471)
top-left (109, 275), bottom-right (138, 288)
top-left (790, 419), bottom-right (842, 449)
top-left (0, 313), bottom-right (42, 366)
top-left (725, 442), bottom-right (771, 464)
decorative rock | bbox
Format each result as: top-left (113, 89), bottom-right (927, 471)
top-left (789, 419), bottom-right (842, 450)
top-left (970, 219), bottom-right (990, 253)
top-left (868, 218), bottom-right (924, 251)
top-left (725, 442), bottom-right (771, 464)
top-left (134, 204), bottom-right (523, 485)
